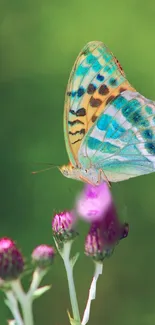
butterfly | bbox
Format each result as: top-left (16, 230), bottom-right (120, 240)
top-left (59, 41), bottom-right (155, 185)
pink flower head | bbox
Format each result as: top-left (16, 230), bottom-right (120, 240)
top-left (78, 183), bottom-right (129, 261)
top-left (76, 182), bottom-right (114, 222)
top-left (32, 245), bottom-right (55, 269)
top-left (85, 220), bottom-right (129, 262)
top-left (85, 223), bottom-right (114, 262)
top-left (52, 211), bottom-right (77, 243)
top-left (0, 237), bottom-right (24, 280)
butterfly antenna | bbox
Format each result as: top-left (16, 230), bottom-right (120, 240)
top-left (32, 162), bottom-right (60, 175)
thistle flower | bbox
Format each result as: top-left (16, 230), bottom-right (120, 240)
top-left (80, 183), bottom-right (129, 262)
top-left (85, 221), bottom-right (129, 262)
top-left (85, 223), bottom-right (114, 262)
top-left (52, 211), bottom-right (77, 243)
top-left (32, 245), bottom-right (55, 269)
top-left (76, 182), bottom-right (113, 222)
top-left (0, 238), bottom-right (24, 280)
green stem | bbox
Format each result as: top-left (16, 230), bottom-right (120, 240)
top-left (62, 241), bottom-right (81, 324)
top-left (10, 269), bottom-right (47, 325)
top-left (11, 280), bottom-right (34, 325)
top-left (21, 298), bottom-right (34, 325)
top-left (5, 290), bottom-right (24, 325)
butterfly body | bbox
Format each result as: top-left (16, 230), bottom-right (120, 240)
top-left (60, 164), bottom-right (107, 185)
top-left (61, 41), bottom-right (155, 185)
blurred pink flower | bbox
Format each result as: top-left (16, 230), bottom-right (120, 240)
top-left (76, 182), bottom-right (129, 260)
top-left (76, 182), bottom-right (114, 222)
top-left (32, 245), bottom-right (55, 269)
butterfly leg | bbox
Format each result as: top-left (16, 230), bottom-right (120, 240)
top-left (79, 175), bottom-right (95, 186)
top-left (99, 169), bottom-right (111, 187)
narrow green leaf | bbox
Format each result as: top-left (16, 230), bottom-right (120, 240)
top-left (71, 252), bottom-right (80, 268)
top-left (53, 236), bottom-right (62, 255)
top-left (67, 310), bottom-right (81, 325)
top-left (33, 285), bottom-right (51, 299)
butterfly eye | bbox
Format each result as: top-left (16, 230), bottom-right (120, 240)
top-left (60, 165), bottom-right (69, 177)
top-left (64, 168), bottom-right (69, 176)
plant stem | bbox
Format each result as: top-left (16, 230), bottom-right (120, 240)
top-left (5, 266), bottom-right (49, 325)
top-left (11, 280), bottom-right (34, 325)
top-left (81, 262), bottom-right (103, 325)
top-left (5, 290), bottom-right (24, 325)
top-left (61, 241), bottom-right (81, 324)
top-left (28, 268), bottom-right (47, 296)
top-left (21, 298), bottom-right (34, 325)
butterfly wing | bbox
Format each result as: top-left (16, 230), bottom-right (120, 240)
top-left (64, 41), bottom-right (135, 166)
top-left (78, 90), bottom-right (155, 182)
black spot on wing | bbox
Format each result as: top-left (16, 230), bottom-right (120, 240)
top-left (70, 108), bottom-right (86, 116)
top-left (69, 129), bottom-right (85, 136)
top-left (68, 119), bottom-right (84, 126)
top-left (90, 97), bottom-right (102, 107)
top-left (87, 84), bottom-right (96, 94)
top-left (106, 95), bottom-right (116, 105)
top-left (71, 139), bottom-right (82, 145)
top-left (99, 84), bottom-right (109, 95)
top-left (91, 115), bottom-right (97, 122)
top-left (76, 108), bottom-right (86, 116)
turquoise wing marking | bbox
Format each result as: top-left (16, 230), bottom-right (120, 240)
top-left (78, 90), bottom-right (155, 182)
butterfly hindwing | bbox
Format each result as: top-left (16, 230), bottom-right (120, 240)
top-left (64, 41), bottom-right (135, 166)
top-left (78, 90), bottom-right (155, 181)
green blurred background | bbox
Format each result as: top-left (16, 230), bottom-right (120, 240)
top-left (1, 0), bottom-right (155, 324)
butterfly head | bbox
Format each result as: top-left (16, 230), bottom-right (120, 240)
top-left (59, 164), bottom-right (74, 178)
top-left (59, 163), bottom-right (85, 181)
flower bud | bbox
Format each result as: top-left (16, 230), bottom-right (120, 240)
top-left (0, 238), bottom-right (24, 280)
top-left (85, 223), bottom-right (113, 262)
top-left (52, 211), bottom-right (77, 243)
top-left (32, 245), bottom-right (55, 269)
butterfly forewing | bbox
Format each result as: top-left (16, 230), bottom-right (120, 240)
top-left (64, 41), bottom-right (135, 166)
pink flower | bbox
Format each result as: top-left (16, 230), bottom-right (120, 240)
top-left (76, 182), bottom-right (114, 222)
top-left (76, 182), bottom-right (129, 260)
top-left (85, 220), bottom-right (129, 262)
top-left (85, 223), bottom-right (114, 262)
top-left (0, 237), bottom-right (24, 280)
top-left (32, 245), bottom-right (55, 269)
top-left (52, 211), bottom-right (77, 243)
